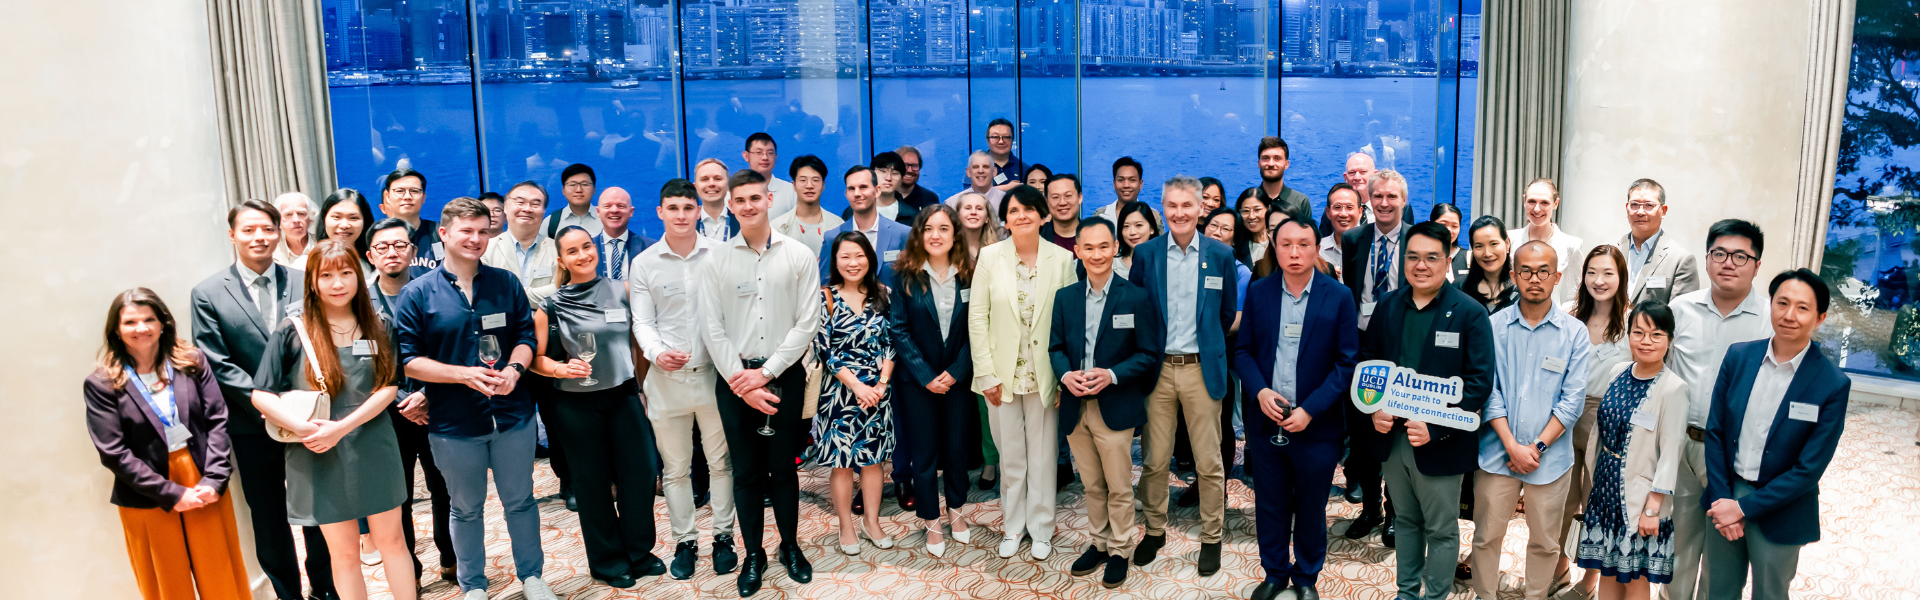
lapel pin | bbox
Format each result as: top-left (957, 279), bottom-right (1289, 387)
top-left (1445, 311), bottom-right (1452, 318)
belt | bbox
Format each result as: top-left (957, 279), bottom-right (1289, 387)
top-left (1164, 353), bottom-right (1201, 365)
top-left (741, 357), bottom-right (769, 370)
top-left (1686, 425), bottom-right (1706, 442)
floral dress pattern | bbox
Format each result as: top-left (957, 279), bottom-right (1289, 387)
top-left (1576, 368), bottom-right (1677, 583)
top-left (1010, 261), bottom-right (1041, 395)
top-left (807, 288), bottom-right (896, 468)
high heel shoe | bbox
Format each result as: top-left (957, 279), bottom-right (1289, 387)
top-left (948, 512), bottom-right (972, 545)
top-left (862, 524), bottom-right (895, 550)
top-left (925, 526), bottom-right (945, 558)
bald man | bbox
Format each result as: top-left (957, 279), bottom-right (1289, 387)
top-left (1324, 152), bottom-right (1411, 237)
top-left (594, 186), bottom-right (657, 281)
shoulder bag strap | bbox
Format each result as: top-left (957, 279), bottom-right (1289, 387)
top-left (286, 317), bottom-right (329, 394)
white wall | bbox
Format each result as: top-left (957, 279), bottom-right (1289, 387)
top-left (0, 1), bottom-right (238, 596)
top-left (1559, 0), bottom-right (1811, 266)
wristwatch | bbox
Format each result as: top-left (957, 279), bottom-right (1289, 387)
top-left (505, 362), bottom-right (527, 375)
top-left (1643, 507), bottom-right (1658, 517)
top-left (1533, 440), bottom-right (1549, 454)
top-left (759, 366), bottom-right (774, 380)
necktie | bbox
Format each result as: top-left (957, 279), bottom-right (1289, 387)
top-left (252, 276), bottom-right (273, 321)
top-left (1373, 234), bottom-right (1394, 295)
top-left (610, 239), bottom-right (625, 280)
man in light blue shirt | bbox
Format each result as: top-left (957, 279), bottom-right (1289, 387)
top-left (1468, 241), bottom-right (1591, 600)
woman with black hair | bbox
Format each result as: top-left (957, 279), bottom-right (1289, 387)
top-left (1463, 215), bottom-right (1518, 313)
top-left (1114, 200), bottom-right (1162, 280)
top-left (320, 189), bottom-right (377, 274)
top-left (1428, 203), bottom-right (1467, 282)
top-left (814, 231), bottom-right (899, 555)
top-left (1198, 177), bottom-right (1228, 214)
top-left (1576, 301), bottom-right (1690, 599)
top-left (1233, 188), bottom-right (1270, 263)
top-left (1024, 163), bottom-right (1053, 189)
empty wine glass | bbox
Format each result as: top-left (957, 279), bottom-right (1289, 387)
top-left (477, 335), bottom-right (501, 399)
top-left (574, 332), bottom-right (597, 386)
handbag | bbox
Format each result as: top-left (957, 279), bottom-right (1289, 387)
top-left (801, 287), bottom-right (830, 420)
top-left (265, 317), bottom-right (333, 444)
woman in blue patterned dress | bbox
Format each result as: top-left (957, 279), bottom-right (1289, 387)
top-left (1576, 300), bottom-right (1691, 600)
top-left (814, 231), bottom-right (898, 555)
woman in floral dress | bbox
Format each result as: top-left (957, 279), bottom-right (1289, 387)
top-left (813, 231), bottom-right (897, 555)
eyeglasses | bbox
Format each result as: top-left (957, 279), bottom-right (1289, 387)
top-left (1404, 253), bottom-right (1447, 265)
top-left (388, 188), bottom-right (423, 198)
top-left (371, 241), bottom-right (413, 254)
top-left (1626, 201), bottom-right (1661, 214)
top-left (1514, 267), bottom-right (1556, 281)
top-left (1628, 330), bottom-right (1670, 342)
top-left (564, 181), bottom-right (594, 190)
top-left (987, 134), bottom-right (1013, 141)
top-left (747, 150), bottom-right (776, 159)
top-left (1708, 249), bottom-right (1758, 267)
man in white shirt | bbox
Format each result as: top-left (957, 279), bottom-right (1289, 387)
top-left (769, 154), bottom-right (843, 255)
top-left (1318, 184), bottom-right (1363, 280)
top-left (1663, 219), bottom-right (1770, 600)
top-left (541, 163), bottom-right (603, 239)
top-left (1093, 156), bottom-right (1162, 225)
top-left (1506, 178), bottom-right (1582, 303)
top-left (693, 158), bottom-right (736, 242)
top-left (1616, 178), bottom-right (1701, 306)
top-left (633, 180), bottom-right (739, 581)
top-left (742, 132), bottom-right (797, 218)
top-left (591, 187), bottom-right (654, 282)
top-left (481, 181), bottom-right (561, 305)
top-left (697, 169), bottom-right (821, 598)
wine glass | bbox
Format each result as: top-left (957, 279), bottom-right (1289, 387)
top-left (757, 412), bottom-right (776, 437)
top-left (574, 332), bottom-right (598, 386)
top-left (1271, 403), bottom-right (1293, 447)
top-left (477, 335), bottom-right (501, 398)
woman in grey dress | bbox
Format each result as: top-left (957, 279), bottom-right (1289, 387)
top-left (251, 241), bottom-right (415, 600)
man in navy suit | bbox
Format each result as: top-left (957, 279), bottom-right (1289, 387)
top-left (821, 165), bottom-right (911, 289)
top-left (1127, 175), bottom-right (1239, 574)
top-left (1339, 169), bottom-right (1414, 542)
top-left (1233, 216), bottom-right (1358, 600)
top-left (1050, 217), bottom-right (1164, 589)
top-left (591, 186), bottom-right (656, 282)
top-left (1701, 269), bottom-right (1849, 600)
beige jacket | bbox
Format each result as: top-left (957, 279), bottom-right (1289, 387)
top-left (1585, 361), bottom-right (1690, 521)
top-left (967, 238), bottom-right (1078, 408)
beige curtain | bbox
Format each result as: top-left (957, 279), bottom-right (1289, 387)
top-left (1792, 0), bottom-right (1856, 270)
top-left (1472, 0), bottom-right (1570, 227)
top-left (205, 0), bottom-right (335, 206)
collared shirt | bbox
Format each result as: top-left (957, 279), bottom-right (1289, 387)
top-left (480, 232), bottom-right (558, 307)
top-left (770, 208), bottom-right (844, 256)
top-left (1736, 339), bottom-right (1807, 481)
top-left (1480, 304), bottom-right (1593, 483)
top-left (767, 177), bottom-right (797, 218)
top-left (697, 231), bottom-right (822, 379)
top-left (633, 236), bottom-right (719, 370)
top-left (1363, 221), bottom-right (1405, 304)
top-left (273, 238), bottom-right (311, 269)
top-left (849, 212), bottom-right (883, 247)
top-left (1271, 276), bottom-right (1313, 402)
top-left (392, 265), bottom-right (538, 437)
top-left (546, 206), bottom-right (603, 238)
top-left (1670, 287), bottom-right (1773, 427)
top-left (1626, 229), bottom-right (1664, 281)
top-left (1083, 274), bottom-right (1112, 371)
top-left (1164, 234), bottom-right (1203, 354)
top-left (697, 207), bottom-right (732, 243)
top-left (1319, 234), bottom-right (1344, 278)
top-left (235, 261), bottom-right (278, 323)
top-left (945, 187), bottom-right (1008, 218)
top-left (924, 264), bottom-right (958, 342)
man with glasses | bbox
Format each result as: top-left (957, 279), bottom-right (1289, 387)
top-left (381, 167), bottom-right (444, 272)
top-left (1469, 241), bottom-right (1591, 600)
top-left (742, 133), bottom-right (798, 218)
top-left (542, 163), bottom-right (604, 239)
top-left (1663, 219), bottom-right (1770, 600)
top-left (895, 145), bottom-right (941, 209)
top-left (985, 118), bottom-right (1024, 191)
top-left (1614, 178), bottom-right (1701, 306)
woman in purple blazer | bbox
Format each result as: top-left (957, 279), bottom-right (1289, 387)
top-left (83, 288), bottom-right (251, 600)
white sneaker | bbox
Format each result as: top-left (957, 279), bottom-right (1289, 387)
top-left (521, 576), bottom-right (559, 600)
top-left (462, 589), bottom-right (488, 600)
top-left (997, 534), bottom-right (1023, 558)
top-left (1030, 540), bottom-right (1052, 561)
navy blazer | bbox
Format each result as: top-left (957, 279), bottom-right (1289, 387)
top-left (190, 264), bottom-right (305, 436)
top-left (1703, 340), bottom-right (1851, 546)
top-left (1127, 233), bottom-right (1239, 399)
top-left (1355, 284), bottom-right (1496, 476)
top-left (1341, 222), bottom-right (1412, 305)
top-left (82, 354), bottom-right (235, 510)
top-left (820, 215), bottom-right (913, 289)
top-left (1232, 271), bottom-right (1359, 442)
top-left (1049, 275), bottom-right (1164, 433)
top-left (593, 229), bottom-right (657, 281)
top-left (888, 272), bottom-right (974, 389)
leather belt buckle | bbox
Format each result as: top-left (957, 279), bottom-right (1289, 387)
top-left (1686, 425), bottom-right (1706, 442)
top-left (1164, 353), bottom-right (1199, 365)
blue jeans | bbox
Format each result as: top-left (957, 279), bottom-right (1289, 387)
top-left (430, 419), bottom-right (543, 591)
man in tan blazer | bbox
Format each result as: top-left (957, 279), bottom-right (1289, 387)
top-left (1613, 178), bottom-right (1700, 306)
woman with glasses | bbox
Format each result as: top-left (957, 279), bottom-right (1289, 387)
top-left (1463, 215), bottom-right (1517, 313)
top-left (1576, 301), bottom-right (1689, 599)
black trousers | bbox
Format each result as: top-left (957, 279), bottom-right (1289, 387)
top-left (548, 379), bottom-right (661, 580)
top-left (389, 407), bottom-right (454, 572)
top-left (1344, 402), bottom-right (1390, 518)
top-left (714, 365), bottom-right (808, 551)
top-left (530, 376), bottom-right (573, 495)
top-left (230, 432), bottom-right (336, 599)
top-left (896, 380), bottom-right (978, 520)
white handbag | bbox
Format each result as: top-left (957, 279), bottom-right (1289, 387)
top-left (266, 317), bottom-right (332, 444)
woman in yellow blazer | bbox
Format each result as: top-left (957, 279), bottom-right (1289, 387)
top-left (968, 184), bottom-right (1079, 562)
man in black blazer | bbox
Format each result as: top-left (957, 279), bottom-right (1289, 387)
top-left (1338, 169), bottom-right (1413, 539)
top-left (1232, 217), bottom-right (1359, 600)
top-left (1701, 270), bottom-right (1851, 600)
top-left (1049, 218), bottom-right (1164, 589)
top-left (1361, 221), bottom-right (1494, 600)
top-left (188, 199), bottom-right (334, 600)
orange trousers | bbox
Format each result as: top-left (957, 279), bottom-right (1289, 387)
top-left (117, 449), bottom-right (252, 600)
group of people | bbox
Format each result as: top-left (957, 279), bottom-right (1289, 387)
top-left (84, 124), bottom-right (1851, 600)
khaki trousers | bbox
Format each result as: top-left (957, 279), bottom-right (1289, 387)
top-left (1470, 469), bottom-right (1573, 600)
top-left (1067, 398), bottom-right (1138, 554)
top-left (1558, 394), bottom-right (1602, 552)
top-left (1138, 361), bottom-right (1225, 543)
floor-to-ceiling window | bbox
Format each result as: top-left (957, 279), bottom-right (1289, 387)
top-left (320, 0), bottom-right (1476, 232)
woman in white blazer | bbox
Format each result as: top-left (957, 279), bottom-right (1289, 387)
top-left (966, 185), bottom-right (1079, 561)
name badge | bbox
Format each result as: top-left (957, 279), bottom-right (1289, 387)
top-left (1457, 269), bottom-right (1470, 276)
top-left (1113, 314), bottom-right (1135, 329)
top-left (993, 172), bottom-right (1008, 185)
top-left (432, 242), bottom-right (445, 259)
top-left (163, 421), bottom-right (193, 450)
top-left (1361, 302), bottom-right (1376, 317)
top-left (352, 340), bottom-right (376, 356)
top-left (1204, 276), bottom-right (1224, 290)
top-left (883, 250), bottom-right (900, 262)
top-left (1435, 331), bottom-right (1460, 348)
top-left (1630, 408), bottom-right (1658, 431)
top-left (1788, 402), bottom-right (1819, 422)
top-left (960, 289), bottom-right (971, 302)
top-left (735, 281), bottom-right (758, 296)
top-left (1647, 275), bottom-right (1667, 289)
top-left (482, 313), bottom-right (507, 329)
top-left (660, 280), bottom-right (685, 297)
top-left (1542, 355), bottom-right (1567, 373)
top-left (1284, 323), bottom-right (1303, 338)
top-left (530, 265), bottom-right (554, 280)
top-left (605, 309), bottom-right (628, 323)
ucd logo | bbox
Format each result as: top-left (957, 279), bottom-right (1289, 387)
top-left (1354, 361), bottom-right (1391, 406)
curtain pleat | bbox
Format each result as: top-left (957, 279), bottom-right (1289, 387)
top-left (1471, 0), bottom-right (1568, 229)
top-left (205, 0), bottom-right (336, 208)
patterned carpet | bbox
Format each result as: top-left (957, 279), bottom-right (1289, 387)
top-left (325, 404), bottom-right (1920, 600)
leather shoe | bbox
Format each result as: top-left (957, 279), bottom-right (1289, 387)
top-left (851, 490), bottom-right (865, 515)
top-left (1102, 555), bottom-right (1129, 588)
top-left (896, 481), bottom-right (916, 511)
top-left (1071, 546), bottom-right (1106, 576)
top-left (778, 543), bottom-right (812, 584)
top-left (670, 540), bottom-right (698, 580)
top-left (1382, 523), bottom-right (1396, 548)
top-left (1342, 513), bottom-right (1381, 539)
top-left (634, 554), bottom-right (666, 578)
top-left (1057, 464), bottom-right (1075, 492)
top-left (596, 574), bottom-right (638, 589)
top-left (1131, 533), bottom-right (1165, 566)
top-left (1342, 485), bottom-right (1364, 504)
top-left (1297, 584), bottom-right (1321, 600)
top-left (564, 491), bottom-right (579, 512)
top-left (1455, 561), bottom-right (1472, 581)
top-left (1250, 581), bottom-right (1287, 600)
top-left (1197, 542), bottom-right (1222, 576)
top-left (713, 534), bottom-right (739, 574)
top-left (736, 549), bottom-right (767, 597)
top-left (976, 469), bottom-right (997, 490)
top-left (1178, 484), bottom-right (1202, 508)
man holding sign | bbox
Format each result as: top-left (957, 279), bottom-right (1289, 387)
top-left (1357, 221), bottom-right (1494, 600)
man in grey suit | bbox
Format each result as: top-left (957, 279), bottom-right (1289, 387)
top-left (189, 199), bottom-right (333, 600)
top-left (1615, 178), bottom-right (1700, 306)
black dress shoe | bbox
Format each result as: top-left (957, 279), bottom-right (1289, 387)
top-left (1342, 485), bottom-right (1364, 504)
top-left (565, 491), bottom-right (579, 512)
top-left (1343, 513), bottom-right (1381, 539)
top-left (778, 543), bottom-right (812, 584)
top-left (1197, 542), bottom-right (1222, 576)
top-left (1102, 555), bottom-right (1129, 588)
top-left (977, 470), bottom-right (997, 490)
top-left (1177, 484), bottom-right (1202, 508)
top-left (1132, 533), bottom-right (1165, 566)
top-left (1057, 464), bottom-right (1075, 492)
top-left (1071, 546), bottom-right (1107, 576)
top-left (1455, 561), bottom-right (1472, 580)
top-left (670, 540), bottom-right (698, 580)
top-left (1250, 581), bottom-right (1286, 600)
top-left (1382, 523), bottom-right (1396, 548)
top-left (896, 481), bottom-right (916, 511)
top-left (695, 489), bottom-right (711, 509)
top-left (596, 574), bottom-right (638, 588)
top-left (713, 534), bottom-right (739, 574)
top-left (737, 549), bottom-right (767, 597)
top-left (634, 553), bottom-right (667, 578)
top-left (1297, 584), bottom-right (1321, 600)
